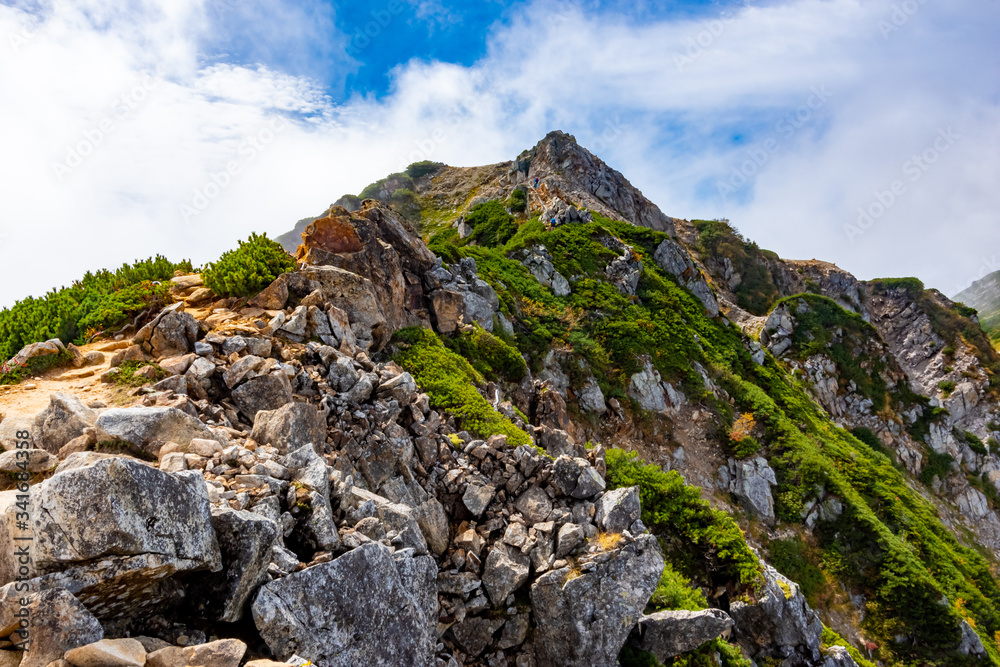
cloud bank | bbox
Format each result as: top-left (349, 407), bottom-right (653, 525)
top-left (0, 0), bottom-right (998, 307)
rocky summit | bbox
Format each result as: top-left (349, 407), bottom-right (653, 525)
top-left (2, 131), bottom-right (1000, 667)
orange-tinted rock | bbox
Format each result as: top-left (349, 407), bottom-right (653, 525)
top-left (295, 209), bottom-right (364, 261)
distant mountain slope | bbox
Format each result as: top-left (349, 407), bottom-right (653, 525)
top-left (956, 270), bottom-right (1000, 347)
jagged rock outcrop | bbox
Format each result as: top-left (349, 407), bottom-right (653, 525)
top-left (513, 131), bottom-right (677, 234)
top-left (530, 534), bottom-right (664, 667)
top-left (730, 562), bottom-right (824, 665)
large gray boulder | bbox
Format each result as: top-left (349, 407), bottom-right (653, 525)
top-left (134, 305), bottom-right (201, 359)
top-left (729, 562), bottom-right (823, 664)
top-left (32, 392), bottom-right (99, 454)
top-left (251, 402), bottom-right (327, 453)
top-left (252, 542), bottom-right (437, 666)
top-left (628, 609), bottom-right (734, 660)
top-left (530, 534), bottom-right (664, 667)
top-left (96, 406), bottom-right (224, 451)
top-left (0, 584), bottom-right (103, 667)
top-left (1, 459), bottom-right (221, 618)
top-left (188, 508), bottom-right (278, 622)
top-left (231, 372), bottom-right (294, 421)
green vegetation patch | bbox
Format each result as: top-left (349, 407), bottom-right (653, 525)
top-left (202, 233), bottom-right (296, 299)
top-left (606, 448), bottom-right (763, 589)
top-left (391, 326), bottom-right (531, 446)
top-left (444, 324), bottom-right (528, 383)
top-left (105, 360), bottom-right (167, 388)
top-left (0, 255), bottom-right (188, 361)
top-left (692, 219), bottom-right (780, 315)
top-left (0, 349), bottom-right (73, 386)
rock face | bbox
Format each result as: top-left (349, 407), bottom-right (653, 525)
top-left (515, 131), bottom-right (677, 234)
top-left (720, 457), bottom-right (778, 523)
top-left (425, 257), bottom-right (500, 334)
top-left (252, 543), bottom-right (437, 666)
top-left (653, 238), bottom-right (720, 317)
top-left (188, 508), bottom-right (278, 622)
top-left (730, 562), bottom-right (824, 665)
top-left (296, 202), bottom-right (435, 350)
top-left (628, 609), bottom-right (734, 660)
top-left (517, 246), bottom-right (571, 297)
top-left (530, 534), bottom-right (664, 667)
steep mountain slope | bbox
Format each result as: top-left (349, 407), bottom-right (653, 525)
top-left (0, 132), bottom-right (997, 666)
top-left (273, 131), bottom-right (1000, 664)
top-left (956, 270), bottom-right (1000, 348)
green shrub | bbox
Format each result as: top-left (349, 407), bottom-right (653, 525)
top-left (201, 233), bottom-right (296, 298)
top-left (0, 255), bottom-right (189, 361)
top-left (692, 219), bottom-right (780, 315)
top-left (938, 380), bottom-right (957, 396)
top-left (648, 563), bottom-right (708, 612)
top-left (0, 349), bottom-right (73, 385)
top-left (767, 536), bottom-right (826, 602)
top-left (920, 449), bottom-right (955, 485)
top-left (466, 201), bottom-right (519, 248)
top-left (956, 429), bottom-right (989, 456)
top-left (605, 448), bottom-right (762, 588)
top-left (405, 160), bottom-right (444, 179)
top-left (391, 327), bottom-right (531, 446)
top-left (445, 324), bottom-right (528, 382)
top-left (508, 188), bottom-right (528, 214)
top-left (729, 436), bottom-right (761, 459)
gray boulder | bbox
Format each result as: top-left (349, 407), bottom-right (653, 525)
top-left (594, 486), bottom-right (641, 534)
top-left (231, 372), bottom-right (294, 421)
top-left (822, 646), bottom-right (859, 667)
top-left (32, 392), bottom-right (98, 454)
top-left (628, 609), bottom-right (734, 660)
top-left (5, 459), bottom-right (221, 618)
top-left (482, 543), bottom-right (531, 604)
top-left (252, 542), bottom-right (437, 666)
top-left (723, 458), bottom-right (778, 523)
top-left (134, 306), bottom-right (201, 359)
top-left (530, 534), bottom-right (664, 667)
top-left (251, 402), bottom-right (327, 453)
top-left (189, 508), bottom-right (278, 622)
top-left (96, 406), bottom-right (224, 451)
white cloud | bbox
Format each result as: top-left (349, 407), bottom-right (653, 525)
top-left (0, 0), bottom-right (997, 308)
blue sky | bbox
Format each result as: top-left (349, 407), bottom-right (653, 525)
top-left (1, 0), bottom-right (999, 307)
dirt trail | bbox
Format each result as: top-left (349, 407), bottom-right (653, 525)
top-left (0, 340), bottom-right (132, 418)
